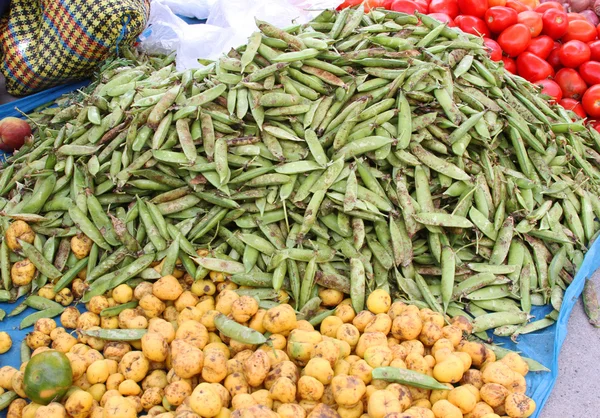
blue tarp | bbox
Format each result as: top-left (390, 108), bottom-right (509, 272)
top-left (0, 80), bottom-right (90, 120)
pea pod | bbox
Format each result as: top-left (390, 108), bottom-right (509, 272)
top-left (20, 306), bottom-right (65, 330)
top-left (82, 328), bottom-right (147, 341)
top-left (481, 342), bottom-right (550, 372)
top-left (0, 391), bottom-right (18, 410)
top-left (109, 253), bottom-right (156, 288)
top-left (0, 241), bottom-right (10, 291)
top-left (18, 240), bottom-right (62, 280)
top-left (583, 279), bottom-right (600, 327)
top-left (20, 340), bottom-right (30, 363)
top-left (68, 206), bottom-right (112, 251)
top-left (101, 301), bottom-right (139, 317)
top-left (53, 256), bottom-right (89, 292)
top-left (372, 367), bottom-right (450, 390)
top-left (214, 313), bottom-right (267, 345)
top-left (24, 295), bottom-right (64, 311)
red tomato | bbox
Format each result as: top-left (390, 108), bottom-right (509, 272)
top-left (414, 0), bottom-right (429, 13)
top-left (579, 61), bottom-right (600, 85)
top-left (563, 20), bottom-right (597, 43)
top-left (597, 23), bottom-right (600, 40)
top-left (502, 56), bottom-right (517, 73)
top-left (519, 0), bottom-right (539, 7)
top-left (518, 10), bottom-right (543, 37)
top-left (457, 0), bottom-right (488, 17)
top-left (560, 98), bottom-right (587, 118)
top-left (428, 13), bottom-right (457, 26)
top-left (558, 40), bottom-right (591, 68)
top-left (489, 0), bottom-right (507, 5)
top-left (337, 0), bottom-right (362, 9)
top-left (428, 0), bottom-right (459, 18)
top-left (582, 85), bottom-right (600, 118)
top-left (455, 15), bottom-right (491, 37)
top-left (589, 40), bottom-right (600, 61)
top-left (542, 9), bottom-right (568, 40)
top-left (390, 0), bottom-right (423, 13)
top-left (555, 68), bottom-right (588, 99)
top-left (526, 35), bottom-right (554, 59)
top-left (484, 6), bottom-right (518, 33)
top-left (590, 120), bottom-right (600, 131)
top-left (506, 0), bottom-right (531, 13)
top-left (483, 38), bottom-right (503, 61)
top-left (567, 13), bottom-right (587, 22)
top-left (382, 0), bottom-right (394, 7)
top-left (534, 2), bottom-right (563, 13)
top-left (516, 52), bottom-right (555, 81)
top-left (547, 47), bottom-right (562, 71)
top-left (535, 79), bottom-right (563, 102)
top-left (363, 0), bottom-right (388, 11)
top-left (497, 23), bottom-right (532, 57)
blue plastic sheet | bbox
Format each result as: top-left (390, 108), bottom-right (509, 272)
top-left (0, 80), bottom-right (90, 120)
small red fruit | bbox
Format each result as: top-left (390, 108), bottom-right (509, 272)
top-left (534, 79), bottom-right (563, 102)
top-left (502, 56), bottom-right (517, 74)
top-left (559, 98), bottom-right (587, 119)
top-left (0, 117), bottom-right (32, 152)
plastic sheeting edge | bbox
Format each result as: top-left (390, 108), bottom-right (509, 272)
top-left (0, 80), bottom-right (90, 120)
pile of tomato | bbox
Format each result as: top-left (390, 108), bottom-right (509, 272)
top-left (338, 0), bottom-right (600, 123)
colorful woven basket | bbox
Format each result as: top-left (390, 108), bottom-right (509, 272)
top-left (0, 0), bottom-right (150, 96)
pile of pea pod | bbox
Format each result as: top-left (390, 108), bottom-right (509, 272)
top-left (2, 7), bottom-right (600, 342)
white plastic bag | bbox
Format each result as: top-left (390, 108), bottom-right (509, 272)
top-left (159, 0), bottom-right (214, 19)
top-left (138, 1), bottom-right (184, 56)
top-left (139, 0), bottom-right (343, 70)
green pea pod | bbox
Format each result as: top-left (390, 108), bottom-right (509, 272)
top-left (440, 246), bottom-right (455, 313)
top-left (267, 258), bottom-right (284, 292)
top-left (215, 313), bottom-right (267, 345)
top-left (583, 279), bottom-right (600, 327)
top-left (136, 198), bottom-right (167, 252)
top-left (101, 301), bottom-right (139, 317)
top-left (82, 271), bottom-right (121, 303)
top-left (0, 240), bottom-right (10, 291)
top-left (86, 194), bottom-right (120, 247)
top-left (18, 239), bottom-right (62, 280)
top-left (0, 391), bottom-right (18, 410)
top-left (20, 306), bottom-right (65, 330)
top-left (372, 367), bottom-right (450, 390)
top-left (24, 295), bottom-right (63, 311)
top-left (53, 256), bottom-right (89, 292)
top-left (19, 175), bottom-right (56, 214)
top-left (194, 257), bottom-right (245, 275)
top-left (413, 213), bottom-right (473, 229)
top-left (7, 302), bottom-right (26, 317)
top-left (87, 246), bottom-right (129, 282)
top-left (481, 342), bottom-right (550, 372)
top-left (350, 258), bottom-right (366, 314)
top-left (82, 328), bottom-right (147, 341)
top-left (68, 206), bottom-right (111, 251)
top-left (109, 253), bottom-right (156, 288)
top-left (20, 339), bottom-right (30, 363)
top-left (161, 237), bottom-right (180, 277)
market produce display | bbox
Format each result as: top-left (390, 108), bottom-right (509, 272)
top-left (338, 0), bottom-right (600, 123)
top-left (0, 4), bottom-right (599, 417)
top-left (1, 289), bottom-right (537, 418)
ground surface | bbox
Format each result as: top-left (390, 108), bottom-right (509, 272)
top-left (542, 267), bottom-right (600, 417)
top-left (0, 76), bottom-right (599, 417)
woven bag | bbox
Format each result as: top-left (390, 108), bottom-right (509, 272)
top-left (0, 0), bottom-right (150, 96)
